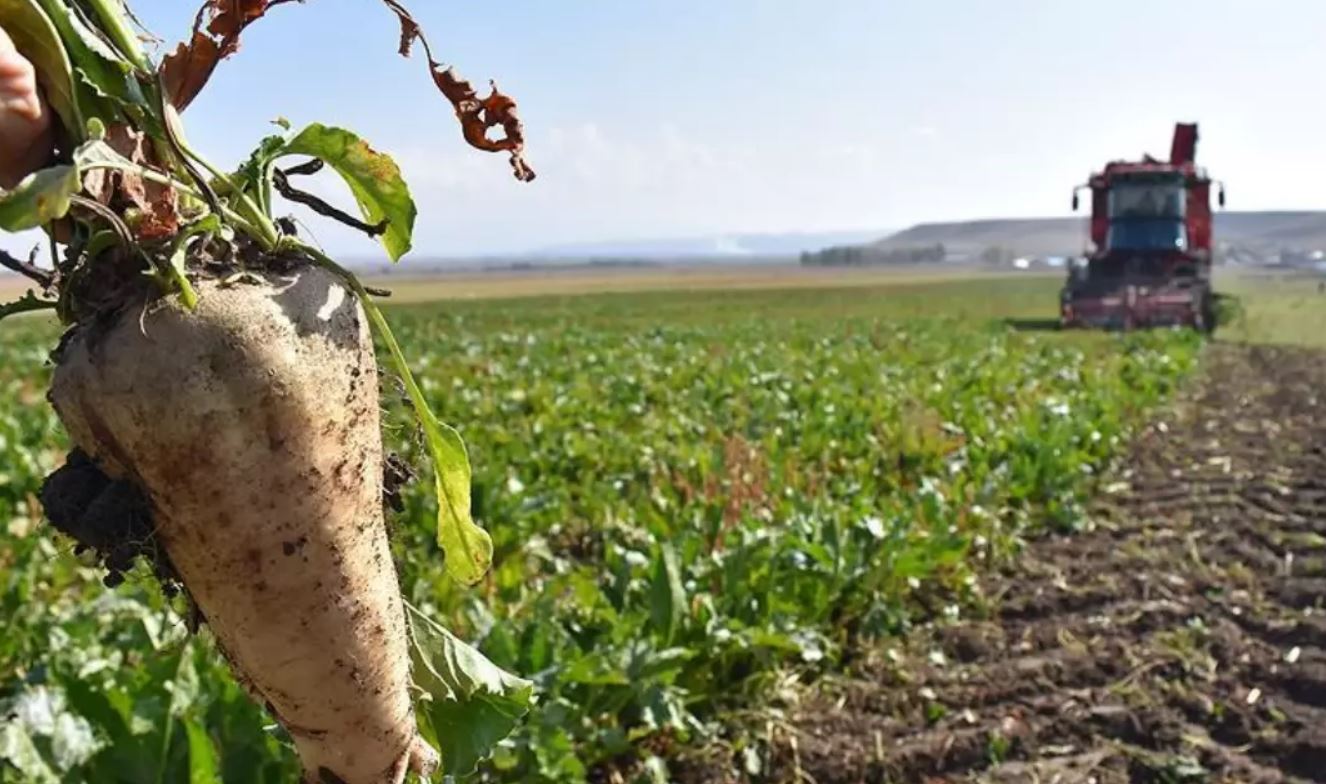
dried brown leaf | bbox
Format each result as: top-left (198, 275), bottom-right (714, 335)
top-left (380, 1), bottom-right (535, 182)
top-left (82, 167), bottom-right (112, 206)
top-left (158, 1), bottom-right (534, 180)
top-left (203, 0), bottom-right (272, 39)
top-left (80, 125), bottom-right (179, 240)
top-left (159, 0), bottom-right (299, 110)
top-left (134, 183), bottom-right (180, 240)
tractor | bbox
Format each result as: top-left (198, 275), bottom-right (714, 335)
top-left (1060, 123), bottom-right (1224, 332)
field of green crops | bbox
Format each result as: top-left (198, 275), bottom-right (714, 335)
top-left (0, 276), bottom-right (1201, 783)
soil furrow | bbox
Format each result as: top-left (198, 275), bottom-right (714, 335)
top-left (775, 343), bottom-right (1326, 783)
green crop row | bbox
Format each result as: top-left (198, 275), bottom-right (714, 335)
top-left (0, 283), bottom-right (1199, 783)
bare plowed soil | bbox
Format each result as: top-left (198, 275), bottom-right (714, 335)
top-left (779, 344), bottom-right (1326, 783)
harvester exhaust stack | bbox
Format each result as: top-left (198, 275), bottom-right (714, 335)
top-left (1170, 123), bottom-right (1198, 167)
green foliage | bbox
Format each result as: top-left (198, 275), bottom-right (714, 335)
top-left (231, 123), bottom-right (418, 261)
top-left (0, 165), bottom-right (80, 231)
top-left (281, 124), bottom-right (417, 261)
top-left (33, 0), bottom-right (144, 120)
top-left (648, 545), bottom-right (685, 645)
top-left (801, 241), bottom-right (946, 267)
top-left (1212, 292), bottom-right (1245, 328)
top-left (407, 604), bottom-right (533, 777)
top-left (1214, 273), bottom-right (1326, 348)
top-left (0, 282), bottom-right (1200, 782)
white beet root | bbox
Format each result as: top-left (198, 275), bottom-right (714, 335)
top-left (49, 265), bottom-right (438, 784)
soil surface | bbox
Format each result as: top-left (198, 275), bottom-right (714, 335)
top-left (661, 343), bottom-right (1326, 783)
top-left (774, 343), bottom-right (1326, 783)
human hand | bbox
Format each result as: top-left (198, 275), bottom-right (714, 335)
top-left (0, 24), bottom-right (54, 189)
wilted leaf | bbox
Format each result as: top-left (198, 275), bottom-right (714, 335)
top-left (160, 1), bottom-right (535, 178)
top-left (12, 686), bottom-right (60, 735)
top-left (406, 604), bottom-right (534, 777)
top-left (379, 0), bottom-right (535, 182)
top-left (80, 124), bottom-right (142, 204)
top-left (0, 686), bottom-right (100, 776)
top-left (159, 0), bottom-right (287, 110)
top-left (75, 125), bottom-right (180, 240)
top-left (0, 165), bottom-right (80, 231)
top-left (281, 124), bottom-right (416, 261)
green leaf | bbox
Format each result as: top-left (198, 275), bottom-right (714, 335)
top-left (163, 216), bottom-right (220, 311)
top-left (0, 165), bottom-right (80, 231)
top-left (0, 723), bottom-right (58, 784)
top-left (406, 603), bottom-right (533, 778)
top-left (382, 308), bottom-right (490, 584)
top-left (233, 132), bottom-right (290, 215)
top-left (0, 0), bottom-right (83, 139)
top-left (81, 0), bottom-right (151, 73)
top-left (649, 544), bottom-right (686, 644)
top-left (184, 720), bottom-right (221, 784)
top-left (33, 0), bottom-right (142, 115)
top-left (49, 713), bottom-right (101, 772)
top-left (167, 646), bottom-right (199, 719)
top-left (427, 419), bottom-right (492, 585)
top-left (631, 647), bottom-right (695, 681)
top-left (281, 124), bottom-right (417, 261)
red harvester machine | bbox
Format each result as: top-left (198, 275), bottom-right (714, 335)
top-left (1060, 122), bottom-right (1224, 332)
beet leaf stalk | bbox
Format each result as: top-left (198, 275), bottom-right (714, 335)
top-left (0, 0), bottom-right (535, 779)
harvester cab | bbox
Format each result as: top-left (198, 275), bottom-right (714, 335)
top-left (1060, 123), bottom-right (1222, 332)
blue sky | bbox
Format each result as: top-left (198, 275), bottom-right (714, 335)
top-left (10, 0), bottom-right (1326, 259)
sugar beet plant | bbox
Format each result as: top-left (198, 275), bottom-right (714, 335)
top-left (1, 288), bottom-right (1201, 780)
top-left (0, 1), bottom-right (536, 782)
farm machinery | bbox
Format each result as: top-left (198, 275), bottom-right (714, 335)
top-left (1060, 123), bottom-right (1224, 331)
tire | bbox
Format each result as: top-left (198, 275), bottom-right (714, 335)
top-left (1196, 288), bottom-right (1216, 335)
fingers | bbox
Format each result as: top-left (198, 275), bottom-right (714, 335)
top-left (0, 25), bottom-right (44, 121)
top-left (0, 23), bottom-right (53, 187)
top-left (0, 24), bottom-right (29, 75)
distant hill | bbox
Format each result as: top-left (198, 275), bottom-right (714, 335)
top-left (1213, 212), bottom-right (1326, 249)
top-left (877, 218), bottom-right (1085, 258)
top-left (870, 211), bottom-right (1326, 259)
top-left (532, 229), bottom-right (892, 260)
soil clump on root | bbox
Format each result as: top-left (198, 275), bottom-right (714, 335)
top-left (40, 448), bottom-right (181, 591)
top-left (40, 438), bottom-right (415, 594)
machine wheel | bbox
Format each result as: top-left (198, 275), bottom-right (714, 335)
top-left (1195, 288), bottom-right (1217, 335)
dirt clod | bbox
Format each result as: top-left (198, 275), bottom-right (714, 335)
top-left (382, 451), bottom-right (414, 514)
top-left (40, 449), bottom-right (182, 592)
